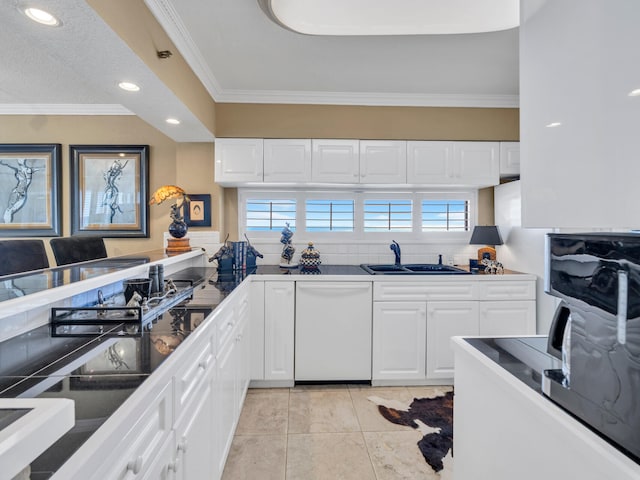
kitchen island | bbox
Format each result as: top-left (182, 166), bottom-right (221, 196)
top-left (0, 250), bottom-right (538, 478)
top-left (452, 336), bottom-right (640, 479)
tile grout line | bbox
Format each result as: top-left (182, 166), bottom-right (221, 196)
top-left (349, 386), bottom-right (381, 480)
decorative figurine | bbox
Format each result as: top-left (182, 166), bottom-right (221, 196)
top-left (481, 258), bottom-right (504, 274)
top-left (299, 242), bottom-right (321, 271)
top-left (245, 234), bottom-right (263, 270)
top-left (209, 233), bottom-right (234, 271)
top-left (279, 222), bottom-right (297, 268)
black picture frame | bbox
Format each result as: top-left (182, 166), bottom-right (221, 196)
top-left (184, 194), bottom-right (211, 227)
top-left (0, 143), bottom-right (62, 237)
top-left (70, 145), bottom-right (149, 237)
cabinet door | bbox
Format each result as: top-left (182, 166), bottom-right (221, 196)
top-left (263, 139), bottom-right (312, 182)
top-left (372, 302), bottom-right (426, 380)
top-left (479, 300), bottom-right (536, 336)
top-left (359, 140), bottom-right (407, 183)
top-left (214, 138), bottom-right (263, 185)
top-left (311, 139), bottom-right (360, 183)
top-left (249, 281), bottom-right (265, 381)
top-left (406, 141), bottom-right (453, 184)
top-left (453, 142), bottom-right (499, 186)
top-left (141, 433), bottom-right (176, 480)
top-left (264, 282), bottom-right (295, 381)
top-left (216, 337), bottom-right (238, 474)
top-left (499, 142), bottom-right (520, 177)
top-left (235, 316), bottom-right (251, 412)
top-left (426, 301), bottom-right (479, 379)
top-left (174, 379), bottom-right (215, 480)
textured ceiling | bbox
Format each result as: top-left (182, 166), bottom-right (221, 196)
top-left (1, 0), bottom-right (519, 143)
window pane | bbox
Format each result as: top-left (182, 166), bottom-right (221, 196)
top-left (364, 200), bottom-right (413, 232)
top-left (305, 200), bottom-right (354, 232)
top-left (421, 200), bottom-right (469, 231)
top-left (246, 199), bottom-right (296, 231)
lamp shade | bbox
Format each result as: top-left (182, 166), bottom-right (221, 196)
top-left (469, 226), bottom-right (503, 246)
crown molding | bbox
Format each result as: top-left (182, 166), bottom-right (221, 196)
top-left (216, 90), bottom-right (520, 108)
top-left (144, 0), bottom-right (224, 100)
top-left (144, 0), bottom-right (518, 109)
top-left (0, 104), bottom-right (134, 115)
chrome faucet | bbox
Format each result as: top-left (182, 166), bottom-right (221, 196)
top-left (390, 240), bottom-right (401, 266)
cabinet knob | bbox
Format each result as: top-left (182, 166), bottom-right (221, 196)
top-left (168, 458), bottom-right (180, 472)
top-left (178, 437), bottom-right (188, 453)
top-left (126, 456), bottom-right (143, 474)
top-left (199, 361), bottom-right (207, 369)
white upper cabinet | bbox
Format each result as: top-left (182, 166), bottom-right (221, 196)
top-left (520, 0), bottom-right (640, 228)
top-left (359, 140), bottom-right (407, 184)
top-left (499, 142), bottom-right (520, 177)
top-left (215, 138), bottom-right (263, 185)
top-left (407, 141), bottom-right (498, 186)
top-left (263, 139), bottom-right (312, 183)
top-left (311, 139), bottom-right (360, 183)
top-left (407, 141), bottom-right (453, 184)
top-left (453, 142), bottom-right (499, 186)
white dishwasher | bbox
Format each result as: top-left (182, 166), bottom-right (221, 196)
top-left (295, 281), bottom-right (373, 381)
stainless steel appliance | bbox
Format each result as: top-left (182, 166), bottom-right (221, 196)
top-left (543, 233), bottom-right (640, 461)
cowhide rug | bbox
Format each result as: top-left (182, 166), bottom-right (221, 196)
top-left (369, 389), bottom-right (454, 475)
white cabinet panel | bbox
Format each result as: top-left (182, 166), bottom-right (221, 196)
top-left (478, 281), bottom-right (536, 301)
top-left (479, 300), bottom-right (536, 336)
top-left (426, 301), bottom-right (479, 379)
top-left (264, 282), bottom-right (295, 381)
top-left (520, 0), bottom-right (640, 228)
top-left (214, 138), bottom-right (263, 185)
top-left (407, 141), bottom-right (453, 184)
top-left (374, 281), bottom-right (477, 302)
top-left (263, 139), bottom-right (312, 182)
top-left (499, 142), bottom-right (520, 177)
top-left (311, 139), bottom-right (360, 183)
top-left (453, 142), bottom-right (499, 186)
top-left (373, 302), bottom-right (426, 380)
top-left (359, 140), bottom-right (407, 183)
top-left (249, 281), bottom-right (265, 381)
top-left (295, 282), bottom-right (372, 381)
top-left (215, 335), bottom-right (237, 475)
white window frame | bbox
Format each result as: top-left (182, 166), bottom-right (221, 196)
top-left (238, 188), bottom-right (478, 244)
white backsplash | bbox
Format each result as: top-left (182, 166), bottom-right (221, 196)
top-left (249, 240), bottom-right (479, 267)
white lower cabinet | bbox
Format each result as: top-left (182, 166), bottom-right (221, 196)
top-left (426, 301), bottom-right (480, 379)
top-left (372, 301), bottom-right (426, 380)
top-left (372, 279), bottom-right (536, 384)
top-left (264, 281), bottom-right (295, 381)
top-left (142, 433), bottom-right (176, 480)
top-left (479, 300), bottom-right (536, 336)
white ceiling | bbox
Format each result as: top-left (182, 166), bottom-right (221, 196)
top-left (1, 0), bottom-right (519, 142)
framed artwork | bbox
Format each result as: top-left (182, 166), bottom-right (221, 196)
top-left (0, 143), bottom-right (62, 237)
top-left (70, 145), bottom-right (149, 237)
top-left (184, 193), bottom-right (211, 227)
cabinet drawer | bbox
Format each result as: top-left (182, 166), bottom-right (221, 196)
top-left (216, 303), bottom-right (237, 350)
top-left (478, 281), bottom-right (535, 301)
top-left (89, 381), bottom-right (173, 480)
top-left (374, 281), bottom-right (478, 301)
top-left (174, 335), bottom-right (216, 421)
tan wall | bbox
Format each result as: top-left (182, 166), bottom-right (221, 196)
top-left (0, 115), bottom-right (216, 263)
top-left (176, 143), bottom-right (223, 233)
top-left (215, 104), bottom-right (519, 140)
top-left (215, 103), bottom-right (516, 237)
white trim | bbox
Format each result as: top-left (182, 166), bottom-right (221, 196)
top-left (144, 0), bottom-right (224, 100)
top-left (0, 104), bottom-right (134, 115)
top-left (216, 90), bottom-right (519, 108)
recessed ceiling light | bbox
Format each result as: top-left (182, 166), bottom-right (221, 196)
top-left (118, 82), bottom-right (140, 92)
top-left (24, 7), bottom-right (60, 26)
top-left (166, 118), bottom-right (181, 125)
top-left (628, 89), bottom-right (640, 97)
top-left (546, 122), bottom-right (562, 128)
top-left (264, 0), bottom-right (519, 35)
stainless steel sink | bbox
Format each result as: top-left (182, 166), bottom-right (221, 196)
top-left (360, 263), bottom-right (470, 275)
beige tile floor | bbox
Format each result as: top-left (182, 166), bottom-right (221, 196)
top-left (222, 385), bottom-right (454, 480)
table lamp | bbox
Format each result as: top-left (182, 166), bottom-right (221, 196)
top-left (149, 185), bottom-right (191, 254)
top-left (469, 225), bottom-right (503, 262)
